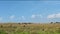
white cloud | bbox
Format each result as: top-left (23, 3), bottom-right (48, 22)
top-left (31, 14), bottom-right (42, 19)
top-left (21, 16), bottom-right (25, 20)
top-left (31, 15), bottom-right (36, 19)
top-left (47, 13), bottom-right (60, 19)
top-left (47, 14), bottom-right (55, 19)
top-left (9, 15), bottom-right (15, 20)
top-left (0, 17), bottom-right (3, 21)
top-left (37, 15), bottom-right (42, 18)
top-left (55, 13), bottom-right (60, 18)
top-left (18, 16), bottom-right (26, 20)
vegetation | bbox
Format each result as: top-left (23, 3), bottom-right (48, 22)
top-left (0, 22), bottom-right (60, 34)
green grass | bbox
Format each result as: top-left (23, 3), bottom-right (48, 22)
top-left (0, 30), bottom-right (60, 34)
top-left (0, 23), bottom-right (60, 34)
top-left (0, 30), bottom-right (7, 34)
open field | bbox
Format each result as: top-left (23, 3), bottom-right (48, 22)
top-left (0, 23), bottom-right (60, 34)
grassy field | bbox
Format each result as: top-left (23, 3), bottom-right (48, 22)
top-left (0, 23), bottom-right (60, 34)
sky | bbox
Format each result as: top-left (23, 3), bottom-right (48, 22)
top-left (0, 1), bottom-right (60, 23)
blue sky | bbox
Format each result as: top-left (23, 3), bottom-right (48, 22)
top-left (0, 1), bottom-right (60, 23)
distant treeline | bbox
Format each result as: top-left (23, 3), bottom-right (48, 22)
top-left (50, 22), bottom-right (60, 24)
top-left (18, 22), bottom-right (33, 24)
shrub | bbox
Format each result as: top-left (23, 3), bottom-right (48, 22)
top-left (0, 25), bottom-right (3, 28)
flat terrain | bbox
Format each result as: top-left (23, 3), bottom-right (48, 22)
top-left (0, 23), bottom-right (60, 34)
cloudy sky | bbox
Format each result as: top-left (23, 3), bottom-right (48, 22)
top-left (0, 1), bottom-right (60, 23)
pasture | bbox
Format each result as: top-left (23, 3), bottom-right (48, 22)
top-left (0, 23), bottom-right (60, 34)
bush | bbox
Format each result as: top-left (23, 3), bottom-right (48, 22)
top-left (0, 25), bottom-right (3, 28)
